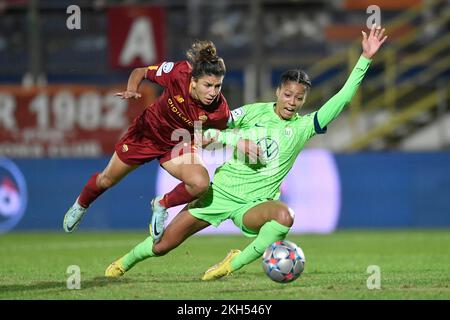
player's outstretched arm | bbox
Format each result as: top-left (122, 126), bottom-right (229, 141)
top-left (315, 25), bottom-right (388, 130)
top-left (114, 67), bottom-right (147, 99)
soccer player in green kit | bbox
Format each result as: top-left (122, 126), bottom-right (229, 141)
top-left (105, 25), bottom-right (387, 280)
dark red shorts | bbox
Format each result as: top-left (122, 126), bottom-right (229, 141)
top-left (115, 121), bottom-right (197, 166)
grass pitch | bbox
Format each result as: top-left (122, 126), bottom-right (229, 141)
top-left (0, 230), bottom-right (449, 300)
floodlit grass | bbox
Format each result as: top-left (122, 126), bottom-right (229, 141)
top-left (0, 230), bottom-right (449, 300)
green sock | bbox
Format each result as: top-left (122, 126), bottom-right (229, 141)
top-left (122, 236), bottom-right (156, 271)
top-left (231, 220), bottom-right (290, 272)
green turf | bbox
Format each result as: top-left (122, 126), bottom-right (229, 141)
top-left (0, 230), bottom-right (449, 299)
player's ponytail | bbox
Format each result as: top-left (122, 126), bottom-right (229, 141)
top-left (279, 69), bottom-right (311, 89)
top-left (186, 40), bottom-right (226, 79)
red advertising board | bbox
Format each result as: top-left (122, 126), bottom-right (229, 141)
top-left (108, 6), bottom-right (165, 69)
top-left (0, 85), bottom-right (156, 157)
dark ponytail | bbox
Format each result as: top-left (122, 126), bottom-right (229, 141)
top-left (186, 40), bottom-right (226, 79)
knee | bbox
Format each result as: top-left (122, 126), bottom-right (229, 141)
top-left (196, 178), bottom-right (210, 195)
top-left (186, 175), bottom-right (210, 196)
top-left (274, 207), bottom-right (295, 227)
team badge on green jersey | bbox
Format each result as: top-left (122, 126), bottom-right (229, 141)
top-left (257, 137), bottom-right (279, 162)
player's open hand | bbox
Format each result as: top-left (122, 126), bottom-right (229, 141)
top-left (114, 91), bottom-right (142, 99)
top-left (362, 24), bottom-right (388, 59)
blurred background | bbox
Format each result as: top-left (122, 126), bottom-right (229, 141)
top-left (0, 0), bottom-right (449, 234)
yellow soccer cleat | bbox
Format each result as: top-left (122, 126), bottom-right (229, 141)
top-left (105, 257), bottom-right (126, 278)
top-left (202, 249), bottom-right (241, 281)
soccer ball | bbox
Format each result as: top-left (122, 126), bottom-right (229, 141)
top-left (262, 240), bottom-right (305, 283)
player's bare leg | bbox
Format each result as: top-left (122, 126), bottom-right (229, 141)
top-left (202, 201), bottom-right (293, 280)
top-left (152, 208), bottom-right (210, 255)
top-left (150, 152), bottom-right (210, 242)
top-left (241, 200), bottom-right (294, 231)
top-left (106, 207), bottom-right (209, 278)
top-left (63, 152), bottom-right (137, 233)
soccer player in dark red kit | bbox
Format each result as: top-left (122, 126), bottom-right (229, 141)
top-left (63, 40), bottom-right (245, 241)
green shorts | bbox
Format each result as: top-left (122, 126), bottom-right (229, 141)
top-left (188, 184), bottom-right (267, 237)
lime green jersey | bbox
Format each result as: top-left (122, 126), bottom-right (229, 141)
top-left (210, 55), bottom-right (372, 202)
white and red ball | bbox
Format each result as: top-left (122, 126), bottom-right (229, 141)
top-left (262, 240), bottom-right (305, 283)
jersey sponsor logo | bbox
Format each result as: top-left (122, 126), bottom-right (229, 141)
top-left (122, 144), bottom-right (129, 152)
top-left (168, 98), bottom-right (194, 127)
top-left (257, 137), bottom-right (279, 162)
top-left (0, 158), bottom-right (27, 234)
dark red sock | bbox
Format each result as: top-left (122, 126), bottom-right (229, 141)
top-left (77, 173), bottom-right (106, 208)
top-left (160, 182), bottom-right (196, 208)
